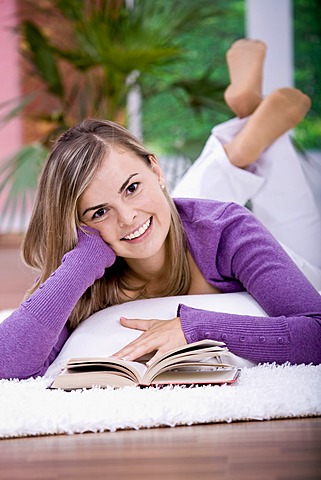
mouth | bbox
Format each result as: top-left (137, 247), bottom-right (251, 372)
top-left (122, 217), bottom-right (152, 241)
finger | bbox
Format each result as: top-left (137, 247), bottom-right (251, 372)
top-left (119, 317), bottom-right (153, 332)
top-left (113, 332), bottom-right (160, 361)
top-left (146, 349), bottom-right (165, 366)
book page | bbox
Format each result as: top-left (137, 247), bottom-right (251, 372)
top-left (147, 367), bottom-right (240, 386)
top-left (67, 357), bottom-right (147, 382)
top-left (51, 370), bottom-right (138, 389)
top-left (145, 340), bottom-right (226, 368)
top-left (143, 340), bottom-right (228, 383)
top-left (144, 355), bottom-right (231, 384)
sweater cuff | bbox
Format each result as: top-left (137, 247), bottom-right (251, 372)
top-left (178, 303), bottom-right (290, 364)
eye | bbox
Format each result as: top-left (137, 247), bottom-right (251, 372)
top-left (92, 207), bottom-right (108, 220)
top-left (126, 182), bottom-right (139, 195)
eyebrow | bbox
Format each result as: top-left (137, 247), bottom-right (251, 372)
top-left (81, 173), bottom-right (139, 217)
top-left (81, 203), bottom-right (106, 218)
top-left (118, 173), bottom-right (139, 194)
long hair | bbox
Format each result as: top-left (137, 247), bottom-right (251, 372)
top-left (22, 119), bottom-right (191, 330)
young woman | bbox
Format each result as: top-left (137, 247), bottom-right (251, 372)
top-left (1, 40), bottom-right (320, 379)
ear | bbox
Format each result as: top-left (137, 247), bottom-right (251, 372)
top-left (149, 155), bottom-right (165, 187)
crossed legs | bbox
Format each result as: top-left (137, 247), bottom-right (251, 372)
top-left (223, 39), bottom-right (311, 168)
top-left (173, 39), bottom-right (321, 288)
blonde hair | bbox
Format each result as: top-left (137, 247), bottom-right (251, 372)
top-left (23, 119), bottom-right (191, 330)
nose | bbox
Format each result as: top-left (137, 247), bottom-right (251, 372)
top-left (117, 202), bottom-right (137, 227)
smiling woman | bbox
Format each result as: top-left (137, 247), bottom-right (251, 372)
top-left (22, 119), bottom-right (191, 333)
top-left (0, 40), bottom-right (321, 380)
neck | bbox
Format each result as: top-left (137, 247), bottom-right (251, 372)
top-left (124, 246), bottom-right (169, 291)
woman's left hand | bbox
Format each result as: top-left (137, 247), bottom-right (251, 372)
top-left (112, 317), bottom-right (187, 364)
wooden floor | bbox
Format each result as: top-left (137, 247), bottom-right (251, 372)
top-left (1, 239), bottom-right (321, 479)
top-left (0, 418), bottom-right (320, 479)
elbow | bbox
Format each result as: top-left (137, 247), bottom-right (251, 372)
top-left (0, 363), bottom-right (49, 380)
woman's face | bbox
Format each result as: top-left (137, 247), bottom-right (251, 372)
top-left (78, 146), bottom-right (171, 264)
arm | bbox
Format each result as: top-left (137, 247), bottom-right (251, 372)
top-left (179, 203), bottom-right (321, 364)
top-left (0, 229), bottom-right (116, 379)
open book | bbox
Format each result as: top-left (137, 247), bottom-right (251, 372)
top-left (50, 340), bottom-right (240, 390)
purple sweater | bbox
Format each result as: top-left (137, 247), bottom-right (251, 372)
top-left (1, 199), bottom-right (321, 379)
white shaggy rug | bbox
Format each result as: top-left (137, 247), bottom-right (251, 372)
top-left (1, 363), bottom-right (320, 439)
top-left (1, 293), bottom-right (321, 439)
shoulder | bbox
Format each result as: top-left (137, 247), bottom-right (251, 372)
top-left (173, 196), bottom-right (277, 262)
top-left (173, 197), bottom-right (252, 226)
top-left (173, 198), bottom-right (267, 292)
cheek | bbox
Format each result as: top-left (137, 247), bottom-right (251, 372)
top-left (150, 197), bottom-right (171, 240)
top-left (98, 227), bottom-right (117, 245)
top-left (145, 186), bottom-right (167, 209)
top-left (88, 219), bottom-right (117, 245)
top-left (157, 195), bottom-right (171, 222)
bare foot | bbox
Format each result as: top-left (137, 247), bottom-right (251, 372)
top-left (224, 88), bottom-right (311, 168)
top-left (224, 39), bottom-right (267, 118)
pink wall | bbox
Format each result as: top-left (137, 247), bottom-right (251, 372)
top-left (0, 0), bottom-right (23, 233)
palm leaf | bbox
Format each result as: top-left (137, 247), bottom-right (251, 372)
top-left (22, 21), bottom-right (64, 97)
top-left (53, 0), bottom-right (222, 74)
top-left (1, 0), bottom-right (232, 232)
top-left (172, 74), bottom-right (228, 113)
top-left (0, 93), bottom-right (37, 125)
top-left (0, 143), bottom-right (48, 229)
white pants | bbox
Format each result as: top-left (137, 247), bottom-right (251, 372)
top-left (173, 117), bottom-right (321, 290)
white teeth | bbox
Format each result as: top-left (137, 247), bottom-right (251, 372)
top-left (124, 218), bottom-right (151, 240)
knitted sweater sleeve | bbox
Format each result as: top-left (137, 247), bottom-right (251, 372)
top-left (178, 202), bottom-right (321, 365)
top-left (0, 229), bottom-right (116, 379)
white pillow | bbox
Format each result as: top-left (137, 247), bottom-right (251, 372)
top-left (46, 292), bottom-right (264, 377)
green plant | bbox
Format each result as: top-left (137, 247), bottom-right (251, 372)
top-left (293, 0), bottom-right (321, 150)
top-left (1, 0), bottom-right (231, 230)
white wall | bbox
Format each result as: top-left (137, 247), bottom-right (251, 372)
top-left (246, 0), bottom-right (294, 94)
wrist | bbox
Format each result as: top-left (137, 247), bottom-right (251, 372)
top-left (64, 229), bottom-right (116, 279)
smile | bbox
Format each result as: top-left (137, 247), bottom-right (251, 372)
top-left (123, 218), bottom-right (152, 241)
